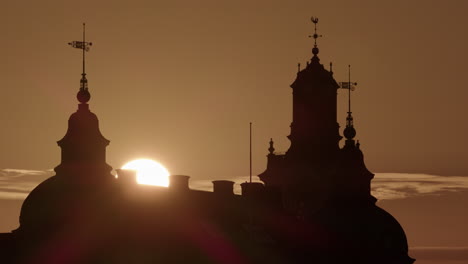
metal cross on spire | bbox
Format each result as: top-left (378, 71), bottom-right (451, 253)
top-left (310, 17), bottom-right (322, 46)
top-left (69, 23), bottom-right (93, 103)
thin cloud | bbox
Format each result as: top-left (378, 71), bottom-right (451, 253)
top-left (190, 174), bottom-right (468, 200)
top-left (372, 173), bottom-right (468, 200)
top-left (0, 169), bottom-right (53, 200)
top-left (410, 246), bottom-right (468, 261)
top-left (1, 170), bottom-right (468, 201)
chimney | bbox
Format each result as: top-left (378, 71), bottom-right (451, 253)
top-left (115, 169), bottom-right (137, 184)
top-left (170, 175), bottom-right (190, 190)
top-left (212, 180), bottom-right (234, 195)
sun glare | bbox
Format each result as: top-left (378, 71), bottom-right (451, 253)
top-left (121, 159), bottom-right (170, 187)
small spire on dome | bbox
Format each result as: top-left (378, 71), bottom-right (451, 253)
top-left (268, 138), bottom-right (275, 154)
top-left (309, 17), bottom-right (322, 57)
top-left (343, 65), bottom-right (357, 141)
top-left (69, 23), bottom-right (93, 104)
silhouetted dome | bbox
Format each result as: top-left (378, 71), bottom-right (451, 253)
top-left (19, 176), bottom-right (74, 232)
top-left (291, 59), bottom-right (338, 91)
top-left (18, 175), bottom-right (116, 235)
top-left (54, 103), bottom-right (113, 181)
top-left (313, 203), bottom-right (414, 263)
top-left (58, 104), bottom-right (109, 147)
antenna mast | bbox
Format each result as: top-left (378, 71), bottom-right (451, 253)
top-left (249, 122), bottom-right (252, 183)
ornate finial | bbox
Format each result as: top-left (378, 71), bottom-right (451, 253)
top-left (343, 65), bottom-right (357, 141)
top-left (268, 138), bottom-right (275, 154)
top-left (69, 23), bottom-right (93, 104)
top-left (309, 16), bottom-right (322, 56)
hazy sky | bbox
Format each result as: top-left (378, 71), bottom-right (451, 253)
top-left (2, 2), bottom-right (468, 263)
top-left (2, 1), bottom-right (468, 177)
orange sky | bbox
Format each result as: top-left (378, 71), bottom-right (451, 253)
top-left (3, 2), bottom-right (468, 263)
top-left (2, 1), bottom-right (468, 178)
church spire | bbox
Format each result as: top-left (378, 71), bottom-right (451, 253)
top-left (69, 23), bottom-right (93, 104)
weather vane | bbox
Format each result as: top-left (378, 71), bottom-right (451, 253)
top-left (68, 23), bottom-right (93, 93)
top-left (340, 65), bottom-right (358, 140)
top-left (309, 16), bottom-right (322, 47)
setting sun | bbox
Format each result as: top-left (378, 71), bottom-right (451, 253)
top-left (121, 159), bottom-right (170, 187)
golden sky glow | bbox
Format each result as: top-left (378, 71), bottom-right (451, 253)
top-left (2, 1), bottom-right (468, 177)
top-left (2, 2), bottom-right (468, 262)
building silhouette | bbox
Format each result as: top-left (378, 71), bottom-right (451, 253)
top-left (0, 20), bottom-right (415, 263)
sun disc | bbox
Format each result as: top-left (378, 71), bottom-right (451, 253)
top-left (121, 159), bottom-right (170, 187)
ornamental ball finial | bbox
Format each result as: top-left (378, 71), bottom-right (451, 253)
top-left (344, 126), bottom-right (356, 140)
top-left (77, 89), bottom-right (91, 103)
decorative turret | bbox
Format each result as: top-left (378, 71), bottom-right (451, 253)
top-left (287, 17), bottom-right (341, 159)
top-left (260, 17), bottom-right (342, 213)
top-left (16, 24), bottom-right (113, 241)
top-left (335, 65), bottom-right (375, 203)
top-left (54, 24), bottom-right (113, 183)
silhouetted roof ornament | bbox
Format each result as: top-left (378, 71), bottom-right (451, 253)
top-left (342, 65), bottom-right (358, 142)
top-left (310, 17), bottom-right (322, 57)
top-left (268, 138), bottom-right (275, 154)
top-left (69, 23), bottom-right (93, 104)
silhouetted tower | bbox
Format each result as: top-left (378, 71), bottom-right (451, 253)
top-left (54, 24), bottom-right (113, 183)
top-left (259, 17), bottom-right (342, 212)
top-left (287, 17), bottom-right (341, 159)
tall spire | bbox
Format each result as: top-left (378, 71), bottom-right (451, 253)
top-left (68, 23), bottom-right (93, 104)
top-left (310, 17), bottom-right (322, 58)
top-left (343, 65), bottom-right (357, 142)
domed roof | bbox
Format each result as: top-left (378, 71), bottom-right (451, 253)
top-left (18, 175), bottom-right (117, 235)
top-left (290, 59), bottom-right (339, 91)
top-left (58, 103), bottom-right (109, 147)
top-left (19, 176), bottom-right (74, 232)
top-left (312, 203), bottom-right (414, 263)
